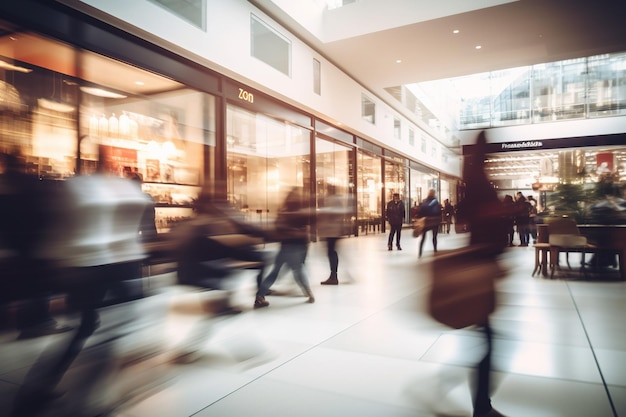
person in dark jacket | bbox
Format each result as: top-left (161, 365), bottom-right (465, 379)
top-left (418, 189), bottom-right (441, 257)
top-left (502, 194), bottom-right (516, 247)
top-left (386, 193), bottom-right (405, 251)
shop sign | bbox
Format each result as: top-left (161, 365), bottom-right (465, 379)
top-left (462, 133), bottom-right (626, 155)
top-left (238, 88), bottom-right (254, 104)
top-left (500, 141), bottom-right (543, 150)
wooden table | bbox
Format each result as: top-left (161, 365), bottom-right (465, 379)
top-left (536, 223), bottom-right (625, 280)
top-left (578, 225), bottom-right (626, 280)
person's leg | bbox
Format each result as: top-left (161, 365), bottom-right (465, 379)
top-left (322, 238), bottom-right (339, 285)
top-left (473, 322), bottom-right (493, 416)
top-left (521, 225), bottom-right (529, 245)
top-left (419, 229), bottom-right (427, 257)
top-left (327, 238), bottom-right (338, 275)
top-left (396, 226), bottom-right (402, 249)
top-left (432, 226), bottom-right (439, 253)
top-left (255, 246), bottom-right (287, 307)
top-left (388, 228), bottom-right (396, 249)
top-left (12, 273), bottom-right (107, 416)
top-left (287, 244), bottom-right (314, 303)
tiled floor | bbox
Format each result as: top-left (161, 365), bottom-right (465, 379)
top-left (1, 229), bottom-right (624, 417)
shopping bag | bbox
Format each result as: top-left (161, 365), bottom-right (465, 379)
top-left (428, 246), bottom-right (503, 329)
top-left (412, 217), bottom-right (426, 237)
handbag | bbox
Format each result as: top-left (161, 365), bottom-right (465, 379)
top-left (428, 246), bottom-right (504, 329)
top-left (412, 217), bottom-right (426, 237)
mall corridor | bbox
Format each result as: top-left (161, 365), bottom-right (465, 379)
top-left (0, 230), bottom-right (624, 417)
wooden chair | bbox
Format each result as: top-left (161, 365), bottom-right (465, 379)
top-left (547, 218), bottom-right (597, 279)
top-left (532, 242), bottom-right (551, 277)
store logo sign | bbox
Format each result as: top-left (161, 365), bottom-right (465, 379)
top-left (501, 141), bottom-right (543, 150)
top-left (238, 88), bottom-right (254, 103)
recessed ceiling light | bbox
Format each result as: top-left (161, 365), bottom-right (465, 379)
top-left (453, 29), bottom-right (460, 34)
top-left (135, 81), bottom-right (145, 86)
top-left (396, 59), bottom-right (402, 64)
top-left (475, 45), bottom-right (482, 49)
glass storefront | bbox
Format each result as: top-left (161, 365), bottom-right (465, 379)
top-left (226, 104), bottom-right (311, 228)
top-left (0, 27), bottom-right (213, 232)
top-left (315, 137), bottom-right (355, 236)
top-left (1, 9), bottom-right (464, 241)
top-left (408, 163), bottom-right (439, 212)
top-left (384, 153), bottom-right (408, 224)
top-left (356, 148), bottom-right (383, 233)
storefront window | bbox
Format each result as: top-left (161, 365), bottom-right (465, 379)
top-left (226, 104), bottom-right (311, 227)
top-left (384, 156), bottom-right (407, 222)
top-left (356, 149), bottom-right (382, 232)
top-left (315, 137), bottom-right (355, 235)
top-left (0, 28), bottom-right (211, 232)
top-left (409, 164), bottom-right (439, 213)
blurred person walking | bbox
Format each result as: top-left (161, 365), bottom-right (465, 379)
top-left (459, 131), bottom-right (509, 417)
top-left (10, 173), bottom-right (153, 417)
top-left (0, 151), bottom-right (72, 339)
top-left (255, 187), bottom-right (314, 308)
top-left (418, 189), bottom-right (441, 257)
top-left (172, 186), bottom-right (269, 312)
top-left (318, 190), bottom-right (352, 285)
top-left (386, 193), bottom-right (405, 251)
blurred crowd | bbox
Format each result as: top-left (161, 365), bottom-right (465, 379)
top-left (0, 151), bottom-right (354, 416)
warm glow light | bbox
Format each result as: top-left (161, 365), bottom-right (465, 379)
top-left (453, 29), bottom-right (460, 34)
top-left (38, 98), bottom-right (74, 113)
top-left (475, 45), bottom-right (482, 49)
top-left (0, 60), bottom-right (32, 73)
top-left (80, 86), bottom-right (127, 99)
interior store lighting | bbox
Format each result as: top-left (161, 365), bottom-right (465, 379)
top-left (38, 98), bottom-right (74, 113)
top-left (0, 60), bottom-right (32, 73)
top-left (80, 86), bottom-right (127, 99)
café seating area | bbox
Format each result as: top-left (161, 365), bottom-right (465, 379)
top-left (534, 220), bottom-right (625, 281)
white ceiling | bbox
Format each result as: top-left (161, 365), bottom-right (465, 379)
top-left (251, 0), bottom-right (626, 92)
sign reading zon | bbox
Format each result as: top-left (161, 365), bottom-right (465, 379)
top-left (238, 88), bottom-right (254, 103)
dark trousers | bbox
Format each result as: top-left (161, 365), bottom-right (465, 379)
top-left (387, 224), bottom-right (402, 247)
top-left (473, 321), bottom-right (493, 416)
top-left (326, 238), bottom-right (339, 274)
top-left (419, 226), bottom-right (438, 255)
top-left (257, 242), bottom-right (310, 298)
top-left (518, 223), bottom-right (530, 245)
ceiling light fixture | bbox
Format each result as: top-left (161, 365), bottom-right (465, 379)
top-left (475, 45), bottom-right (482, 50)
top-left (453, 29), bottom-right (460, 34)
top-left (38, 98), bottom-right (74, 113)
top-left (0, 60), bottom-right (32, 73)
top-left (80, 86), bottom-right (127, 99)
top-left (396, 59), bottom-right (402, 64)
